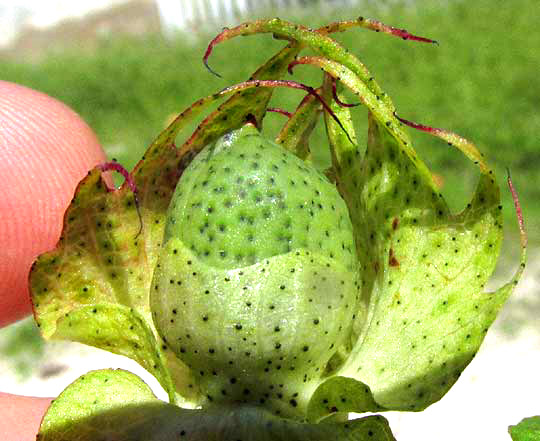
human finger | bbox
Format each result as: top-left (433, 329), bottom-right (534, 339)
top-left (0, 392), bottom-right (52, 441)
top-left (0, 80), bottom-right (106, 326)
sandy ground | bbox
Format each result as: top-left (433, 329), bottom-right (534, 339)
top-left (1, 253), bottom-right (538, 441)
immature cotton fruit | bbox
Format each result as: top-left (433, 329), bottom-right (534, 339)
top-left (151, 123), bottom-right (359, 417)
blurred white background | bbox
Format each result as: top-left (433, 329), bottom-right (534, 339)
top-left (0, 0), bottom-right (131, 47)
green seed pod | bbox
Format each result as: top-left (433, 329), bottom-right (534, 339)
top-left (151, 123), bottom-right (359, 416)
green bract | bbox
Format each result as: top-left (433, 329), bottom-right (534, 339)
top-left (30, 17), bottom-right (526, 441)
top-left (509, 416), bottom-right (540, 441)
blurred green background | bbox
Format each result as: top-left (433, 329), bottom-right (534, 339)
top-left (3, 0), bottom-right (538, 240)
top-left (1, 0), bottom-right (538, 376)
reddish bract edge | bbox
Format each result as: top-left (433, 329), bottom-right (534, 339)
top-left (331, 77), bottom-right (361, 108)
top-left (203, 18), bottom-right (437, 79)
top-left (203, 29), bottom-right (228, 78)
top-left (393, 113), bottom-right (440, 134)
top-left (217, 79), bottom-right (354, 144)
top-left (267, 107), bottom-right (293, 118)
top-left (507, 169), bottom-right (527, 249)
top-left (98, 162), bottom-right (143, 237)
top-left (365, 18), bottom-right (438, 44)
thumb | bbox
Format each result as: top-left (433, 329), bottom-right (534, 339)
top-left (0, 80), bottom-right (107, 327)
top-left (1, 392), bottom-right (52, 441)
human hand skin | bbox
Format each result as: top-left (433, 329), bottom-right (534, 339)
top-left (0, 80), bottom-right (107, 440)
